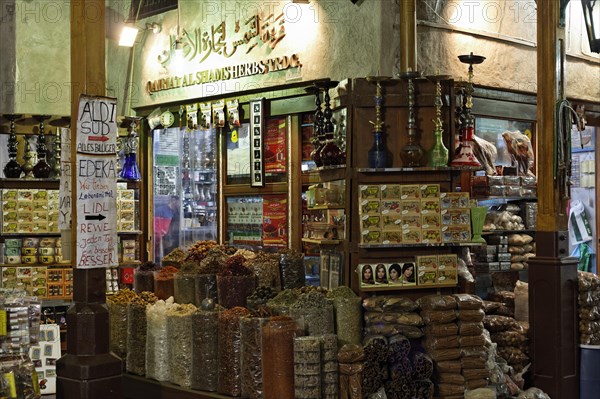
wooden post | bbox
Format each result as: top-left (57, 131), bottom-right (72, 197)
top-left (529, 1), bottom-right (579, 398)
top-left (56, 1), bottom-right (123, 398)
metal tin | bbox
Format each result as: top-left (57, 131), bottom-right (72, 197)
top-left (22, 237), bottom-right (40, 248)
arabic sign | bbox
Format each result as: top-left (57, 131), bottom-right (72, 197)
top-left (75, 95), bottom-right (118, 155)
top-left (59, 127), bottom-right (71, 230)
top-left (75, 94), bottom-right (119, 269)
top-left (147, 53), bottom-right (301, 94)
top-left (158, 12), bottom-right (286, 66)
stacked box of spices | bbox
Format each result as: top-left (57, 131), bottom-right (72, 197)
top-left (294, 336), bottom-right (321, 399)
top-left (318, 334), bottom-right (339, 399)
top-left (117, 188), bottom-right (137, 232)
top-left (1, 189), bottom-right (59, 233)
top-left (416, 255), bottom-right (458, 287)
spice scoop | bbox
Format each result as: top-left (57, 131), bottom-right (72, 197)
top-left (201, 284), bottom-right (215, 310)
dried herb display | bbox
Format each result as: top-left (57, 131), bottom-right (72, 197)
top-left (411, 352), bottom-right (434, 380)
top-left (279, 248), bottom-right (305, 289)
top-left (173, 272), bottom-right (196, 304)
top-left (246, 286), bottom-right (277, 311)
top-left (267, 289), bottom-right (300, 315)
top-left (146, 299), bottom-right (177, 381)
top-left (217, 276), bottom-right (256, 309)
top-left (330, 288), bottom-right (362, 347)
top-left (262, 316), bottom-right (298, 399)
top-left (240, 317), bottom-right (268, 399)
top-left (218, 307), bottom-right (251, 396)
top-left (166, 304), bottom-right (197, 388)
top-left (294, 336), bottom-right (321, 399)
top-left (413, 379), bottom-right (434, 399)
top-left (126, 292), bottom-right (158, 376)
top-left (191, 309), bottom-right (221, 391)
top-left (290, 291), bottom-right (334, 335)
top-left (106, 288), bottom-right (137, 359)
top-left (161, 248), bottom-right (187, 267)
top-left (194, 274), bottom-right (218, 308)
top-left (248, 252), bottom-right (282, 292)
top-left (362, 335), bottom-right (389, 397)
top-left (185, 240), bottom-right (218, 263)
top-left (154, 266), bottom-right (179, 300)
top-left (134, 262), bottom-right (159, 293)
top-left (198, 247), bottom-right (228, 274)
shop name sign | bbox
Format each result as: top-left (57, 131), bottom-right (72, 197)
top-left (147, 53), bottom-right (301, 94)
top-left (148, 10), bottom-right (303, 94)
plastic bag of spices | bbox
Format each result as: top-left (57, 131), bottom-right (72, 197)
top-left (290, 291), bottom-right (335, 335)
top-left (153, 266), bottom-right (178, 300)
top-left (133, 262), bottom-right (159, 293)
top-left (166, 304), bottom-right (197, 388)
top-left (173, 271), bottom-right (196, 304)
top-left (279, 249), bottom-right (305, 290)
top-left (194, 274), bottom-right (217, 308)
top-left (191, 308), bottom-right (221, 391)
top-left (126, 292), bottom-right (158, 376)
top-left (262, 316), bottom-right (299, 399)
top-left (333, 296), bottom-right (362, 347)
top-left (146, 298), bottom-right (177, 381)
top-left (107, 288), bottom-right (137, 359)
top-left (217, 307), bottom-right (252, 396)
top-left (217, 255), bottom-right (256, 308)
top-left (240, 317), bottom-right (268, 399)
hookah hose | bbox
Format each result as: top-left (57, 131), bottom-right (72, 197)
top-left (554, 99), bottom-right (581, 200)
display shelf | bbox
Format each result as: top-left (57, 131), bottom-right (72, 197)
top-left (302, 238), bottom-right (342, 245)
top-left (356, 166), bottom-right (483, 173)
top-left (1, 232), bottom-right (62, 236)
top-left (475, 196), bottom-right (537, 201)
top-left (482, 229), bottom-right (536, 235)
top-left (123, 373), bottom-right (233, 399)
top-left (41, 299), bottom-right (72, 307)
top-left (360, 283), bottom-right (457, 292)
top-left (0, 263), bottom-right (71, 267)
top-left (118, 231), bottom-right (144, 235)
top-left (358, 242), bottom-right (484, 248)
top-left (306, 205), bottom-right (345, 210)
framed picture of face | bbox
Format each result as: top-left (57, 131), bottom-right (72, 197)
top-left (359, 264), bottom-right (375, 286)
top-left (374, 263), bottom-right (388, 284)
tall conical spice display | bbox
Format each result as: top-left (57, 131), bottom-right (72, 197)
top-left (366, 76), bottom-right (392, 168)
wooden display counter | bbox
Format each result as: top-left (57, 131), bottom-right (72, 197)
top-left (123, 374), bottom-right (233, 399)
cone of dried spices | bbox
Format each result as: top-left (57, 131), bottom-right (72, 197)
top-left (107, 288), bottom-right (138, 359)
top-left (240, 316), bottom-right (268, 399)
top-left (146, 298), bottom-right (177, 382)
top-left (217, 255), bottom-right (256, 308)
top-left (279, 248), bottom-right (305, 289)
top-left (154, 266), bottom-right (179, 300)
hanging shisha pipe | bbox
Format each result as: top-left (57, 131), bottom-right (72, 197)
top-left (451, 52), bottom-right (485, 168)
top-left (120, 117), bottom-right (142, 180)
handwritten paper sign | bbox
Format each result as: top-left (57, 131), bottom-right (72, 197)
top-left (75, 95), bottom-right (119, 269)
top-left (59, 127), bottom-right (72, 230)
top-left (75, 95), bottom-right (118, 155)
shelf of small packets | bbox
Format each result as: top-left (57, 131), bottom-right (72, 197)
top-left (0, 289), bottom-right (43, 399)
top-left (357, 183), bottom-right (473, 245)
top-left (1, 189), bottom-right (60, 234)
top-left (28, 324), bottom-right (61, 395)
top-left (116, 184), bottom-right (140, 233)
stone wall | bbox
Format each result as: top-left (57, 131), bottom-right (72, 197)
top-left (0, 0), bottom-right (598, 115)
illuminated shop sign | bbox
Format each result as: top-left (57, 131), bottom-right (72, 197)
top-left (147, 12), bottom-right (302, 95)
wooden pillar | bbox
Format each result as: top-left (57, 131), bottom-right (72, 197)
top-left (56, 1), bottom-right (123, 398)
top-left (399, 0), bottom-right (417, 73)
top-left (529, 1), bottom-right (579, 398)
